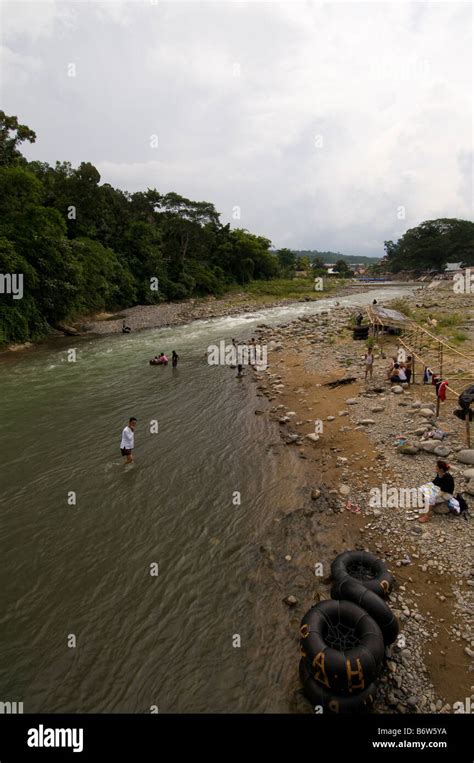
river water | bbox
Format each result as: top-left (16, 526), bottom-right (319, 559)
top-left (0, 286), bottom-right (414, 713)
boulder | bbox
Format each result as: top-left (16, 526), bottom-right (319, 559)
top-left (457, 450), bottom-right (474, 465)
top-left (305, 433), bottom-right (320, 442)
top-left (56, 323), bottom-right (79, 336)
top-left (371, 406), bottom-right (385, 413)
top-left (346, 398), bottom-right (358, 405)
top-left (434, 445), bottom-right (451, 457)
top-left (391, 386), bottom-right (404, 394)
top-left (419, 441), bottom-right (439, 453)
top-left (398, 443), bottom-right (419, 455)
top-left (420, 408), bottom-right (435, 418)
top-left (462, 468), bottom-right (474, 480)
top-left (357, 419), bottom-right (376, 425)
top-left (465, 480), bottom-right (474, 496)
top-left (415, 426), bottom-right (429, 436)
top-left (432, 502), bottom-right (450, 515)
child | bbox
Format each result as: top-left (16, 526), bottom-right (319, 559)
top-left (364, 348), bottom-right (374, 380)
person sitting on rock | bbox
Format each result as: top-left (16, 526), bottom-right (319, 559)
top-left (418, 460), bottom-right (455, 523)
top-left (122, 320), bottom-right (131, 334)
top-left (389, 363), bottom-right (407, 384)
top-left (386, 355), bottom-right (397, 380)
top-left (404, 356), bottom-right (413, 384)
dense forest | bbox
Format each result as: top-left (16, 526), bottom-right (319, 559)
top-left (0, 112), bottom-right (286, 344)
top-left (292, 251), bottom-right (379, 264)
top-left (383, 219), bottom-right (474, 274)
top-left (1, 112), bottom-right (473, 345)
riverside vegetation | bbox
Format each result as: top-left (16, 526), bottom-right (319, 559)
top-left (1, 110), bottom-right (473, 347)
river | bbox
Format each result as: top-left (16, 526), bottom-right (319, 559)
top-left (0, 286), bottom-right (414, 712)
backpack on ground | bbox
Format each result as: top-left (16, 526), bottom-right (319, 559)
top-left (455, 493), bottom-right (470, 520)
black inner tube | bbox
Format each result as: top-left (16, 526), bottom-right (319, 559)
top-left (346, 561), bottom-right (378, 581)
top-left (323, 621), bottom-right (360, 650)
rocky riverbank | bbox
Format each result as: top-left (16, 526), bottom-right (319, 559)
top-left (70, 282), bottom-right (380, 336)
top-left (241, 285), bottom-right (473, 713)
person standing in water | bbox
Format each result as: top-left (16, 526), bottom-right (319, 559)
top-left (120, 417), bottom-right (137, 465)
top-left (172, 350), bottom-right (179, 368)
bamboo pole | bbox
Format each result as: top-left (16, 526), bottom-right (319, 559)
top-left (436, 345), bottom-right (443, 418)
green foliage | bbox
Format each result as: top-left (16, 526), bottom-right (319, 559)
top-left (451, 331), bottom-right (468, 344)
top-left (0, 112), bottom-right (288, 344)
top-left (293, 250), bottom-right (377, 264)
top-left (295, 255), bottom-right (311, 271)
top-left (334, 259), bottom-right (351, 276)
top-left (389, 299), bottom-right (413, 317)
top-left (276, 247), bottom-right (296, 275)
top-left (0, 111), bottom-right (36, 167)
top-left (384, 219), bottom-right (474, 273)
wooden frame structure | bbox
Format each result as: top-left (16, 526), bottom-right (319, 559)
top-left (366, 305), bottom-right (473, 447)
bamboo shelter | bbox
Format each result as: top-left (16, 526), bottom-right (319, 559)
top-left (366, 305), bottom-right (474, 446)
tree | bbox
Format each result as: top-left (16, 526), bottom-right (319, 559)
top-left (334, 259), bottom-right (351, 276)
top-left (0, 112), bottom-right (295, 345)
top-left (385, 219), bottom-right (474, 272)
top-left (296, 255), bottom-right (311, 271)
top-left (276, 247), bottom-right (296, 275)
top-left (0, 112), bottom-right (36, 167)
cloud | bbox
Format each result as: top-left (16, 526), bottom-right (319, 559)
top-left (1, 0), bottom-right (472, 256)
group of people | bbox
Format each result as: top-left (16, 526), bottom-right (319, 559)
top-left (363, 350), bottom-right (414, 384)
top-left (386, 355), bottom-right (413, 384)
top-left (150, 351), bottom-right (179, 367)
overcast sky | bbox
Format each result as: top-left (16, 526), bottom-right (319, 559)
top-left (1, 0), bottom-right (472, 256)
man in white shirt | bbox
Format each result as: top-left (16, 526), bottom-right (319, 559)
top-left (120, 417), bottom-right (137, 464)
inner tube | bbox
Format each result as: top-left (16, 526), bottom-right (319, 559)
top-left (299, 658), bottom-right (376, 713)
top-left (300, 600), bottom-right (384, 694)
top-left (331, 550), bottom-right (394, 597)
top-left (331, 577), bottom-right (399, 645)
top-left (149, 359), bottom-right (165, 365)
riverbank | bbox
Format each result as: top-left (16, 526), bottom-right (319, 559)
top-left (2, 280), bottom-right (417, 354)
top-left (243, 284), bottom-right (473, 713)
top-left (71, 281), bottom-right (354, 336)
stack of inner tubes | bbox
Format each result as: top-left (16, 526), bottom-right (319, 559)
top-left (299, 550), bottom-right (399, 713)
top-left (353, 325), bottom-right (370, 340)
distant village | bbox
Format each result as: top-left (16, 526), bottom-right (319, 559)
top-left (297, 259), bottom-right (469, 282)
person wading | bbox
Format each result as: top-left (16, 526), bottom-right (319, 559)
top-left (120, 417), bottom-right (137, 465)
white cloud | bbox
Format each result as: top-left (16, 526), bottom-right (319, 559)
top-left (1, 0), bottom-right (472, 255)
